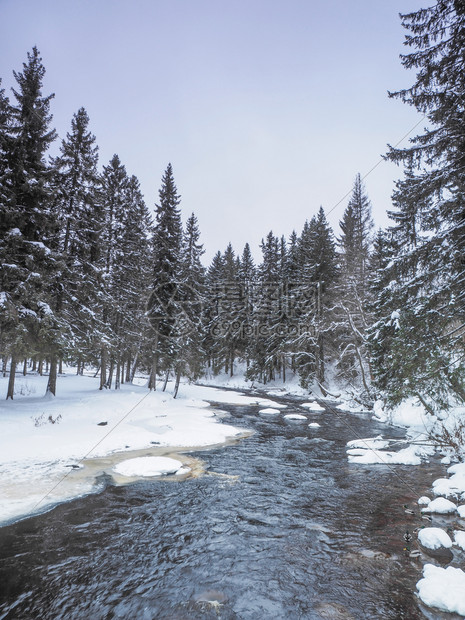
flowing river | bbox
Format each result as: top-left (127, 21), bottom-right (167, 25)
top-left (0, 393), bottom-right (454, 619)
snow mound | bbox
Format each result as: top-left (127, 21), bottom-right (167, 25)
top-left (258, 401), bottom-right (286, 409)
top-left (454, 531), bottom-right (465, 550)
top-left (458, 505), bottom-right (465, 518)
top-left (301, 401), bottom-right (325, 412)
top-left (418, 496), bottom-right (431, 505)
top-left (433, 463), bottom-right (465, 498)
top-left (418, 527), bottom-right (452, 550)
top-left (114, 456), bottom-right (184, 477)
top-left (422, 497), bottom-right (457, 514)
top-left (347, 445), bottom-right (421, 465)
top-left (417, 564), bottom-right (465, 616)
top-left (346, 435), bottom-right (389, 450)
top-left (259, 408), bottom-right (280, 415)
top-left (284, 414), bottom-right (307, 421)
top-left (308, 423), bottom-right (321, 428)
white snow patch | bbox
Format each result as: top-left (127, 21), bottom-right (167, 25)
top-left (418, 527), bottom-right (452, 550)
top-left (346, 435), bottom-right (389, 450)
top-left (417, 564), bottom-right (465, 616)
top-left (284, 414), bottom-right (307, 421)
top-left (347, 444), bottom-right (422, 465)
top-left (114, 456), bottom-right (183, 477)
top-left (259, 408), bottom-right (280, 415)
top-left (418, 496), bottom-right (431, 506)
top-left (422, 497), bottom-right (457, 514)
top-left (308, 423), bottom-right (321, 428)
top-left (454, 531), bottom-right (465, 550)
top-left (458, 505), bottom-right (465, 518)
top-left (301, 401), bottom-right (325, 412)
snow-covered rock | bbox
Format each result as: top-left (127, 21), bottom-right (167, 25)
top-left (284, 414), bottom-right (307, 421)
top-left (418, 496), bottom-right (431, 506)
top-left (259, 408), bottom-right (280, 415)
top-left (114, 456), bottom-right (184, 477)
top-left (454, 531), bottom-right (465, 550)
top-left (301, 401), bottom-right (325, 412)
top-left (347, 445), bottom-right (422, 465)
top-left (308, 422), bottom-right (321, 428)
top-left (421, 497), bottom-right (457, 514)
top-left (346, 435), bottom-right (389, 450)
top-left (417, 564), bottom-right (465, 616)
top-left (418, 527), bottom-right (452, 550)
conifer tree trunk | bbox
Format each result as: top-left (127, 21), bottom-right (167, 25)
top-left (106, 359), bottom-right (114, 389)
top-left (130, 352), bottom-right (139, 383)
top-left (6, 355), bottom-right (17, 400)
top-left (162, 370), bottom-right (169, 392)
top-left (46, 356), bottom-right (57, 396)
top-left (38, 359), bottom-right (43, 376)
top-left (126, 356), bottom-right (131, 383)
top-left (99, 349), bottom-right (107, 390)
top-left (2, 356), bottom-right (7, 377)
top-left (115, 360), bottom-right (120, 390)
top-left (282, 355), bottom-right (286, 383)
top-left (173, 367), bottom-right (181, 399)
top-left (59, 358), bottom-right (63, 374)
top-left (120, 361), bottom-right (125, 385)
top-left (31, 358), bottom-right (36, 373)
top-left (23, 358), bottom-right (27, 376)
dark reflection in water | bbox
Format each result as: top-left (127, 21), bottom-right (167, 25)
top-left (0, 394), bottom-right (450, 619)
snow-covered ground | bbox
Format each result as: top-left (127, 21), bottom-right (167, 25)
top-left (0, 371), bottom-right (285, 526)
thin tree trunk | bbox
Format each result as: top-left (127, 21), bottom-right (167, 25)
top-left (130, 352), bottom-right (139, 383)
top-left (31, 358), bottom-right (36, 373)
top-left (106, 359), bottom-right (114, 389)
top-left (282, 355), bottom-right (286, 383)
top-left (148, 354), bottom-right (157, 390)
top-left (230, 349), bottom-right (234, 377)
top-left (2, 356), bottom-right (7, 377)
top-left (77, 359), bottom-right (81, 375)
top-left (162, 370), bottom-right (169, 392)
top-left (6, 355), bottom-right (17, 400)
top-left (125, 356), bottom-right (132, 382)
top-left (173, 367), bottom-right (181, 399)
top-left (99, 349), bottom-right (107, 390)
top-left (115, 360), bottom-right (120, 390)
top-left (46, 355), bottom-right (57, 396)
top-left (59, 358), bottom-right (63, 374)
top-left (23, 358), bottom-right (27, 376)
top-left (45, 359), bottom-right (49, 373)
top-left (38, 359), bottom-right (43, 376)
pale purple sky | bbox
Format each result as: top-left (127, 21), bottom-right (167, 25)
top-left (1, 0), bottom-right (426, 262)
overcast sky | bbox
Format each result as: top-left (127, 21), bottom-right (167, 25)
top-left (1, 0), bottom-right (426, 262)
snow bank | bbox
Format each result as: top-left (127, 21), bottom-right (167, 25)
top-left (418, 496), bottom-right (431, 506)
top-left (114, 456), bottom-right (184, 477)
top-left (417, 564), bottom-right (465, 616)
top-left (418, 527), bottom-right (452, 550)
top-left (0, 373), bottom-right (249, 525)
top-left (432, 463), bottom-right (465, 499)
top-left (421, 497), bottom-right (457, 514)
top-left (346, 435), bottom-right (389, 450)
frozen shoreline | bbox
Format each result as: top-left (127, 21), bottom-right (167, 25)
top-left (0, 372), bottom-right (276, 526)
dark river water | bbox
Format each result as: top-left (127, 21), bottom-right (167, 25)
top-left (0, 393), bottom-right (453, 619)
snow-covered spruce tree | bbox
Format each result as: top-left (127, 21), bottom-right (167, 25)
top-left (173, 212), bottom-right (206, 386)
top-left (49, 107), bottom-right (103, 382)
top-left (110, 174), bottom-right (153, 388)
top-left (370, 0), bottom-right (465, 413)
top-left (237, 242), bottom-right (256, 370)
top-left (203, 250), bottom-right (225, 375)
top-left (336, 175), bottom-right (373, 393)
top-left (291, 209), bottom-right (338, 388)
top-left (146, 164), bottom-right (183, 393)
top-left (0, 48), bottom-right (58, 398)
top-left (247, 231), bottom-right (282, 383)
top-left (98, 154), bottom-right (129, 388)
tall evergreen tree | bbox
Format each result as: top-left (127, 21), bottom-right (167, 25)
top-left (371, 0), bottom-right (465, 411)
top-left (147, 163), bottom-right (183, 393)
top-left (0, 48), bottom-right (57, 398)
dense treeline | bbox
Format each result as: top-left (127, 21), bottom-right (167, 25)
top-left (1, 0), bottom-right (465, 416)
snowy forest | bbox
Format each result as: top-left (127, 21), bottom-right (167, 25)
top-left (1, 1), bottom-right (465, 425)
